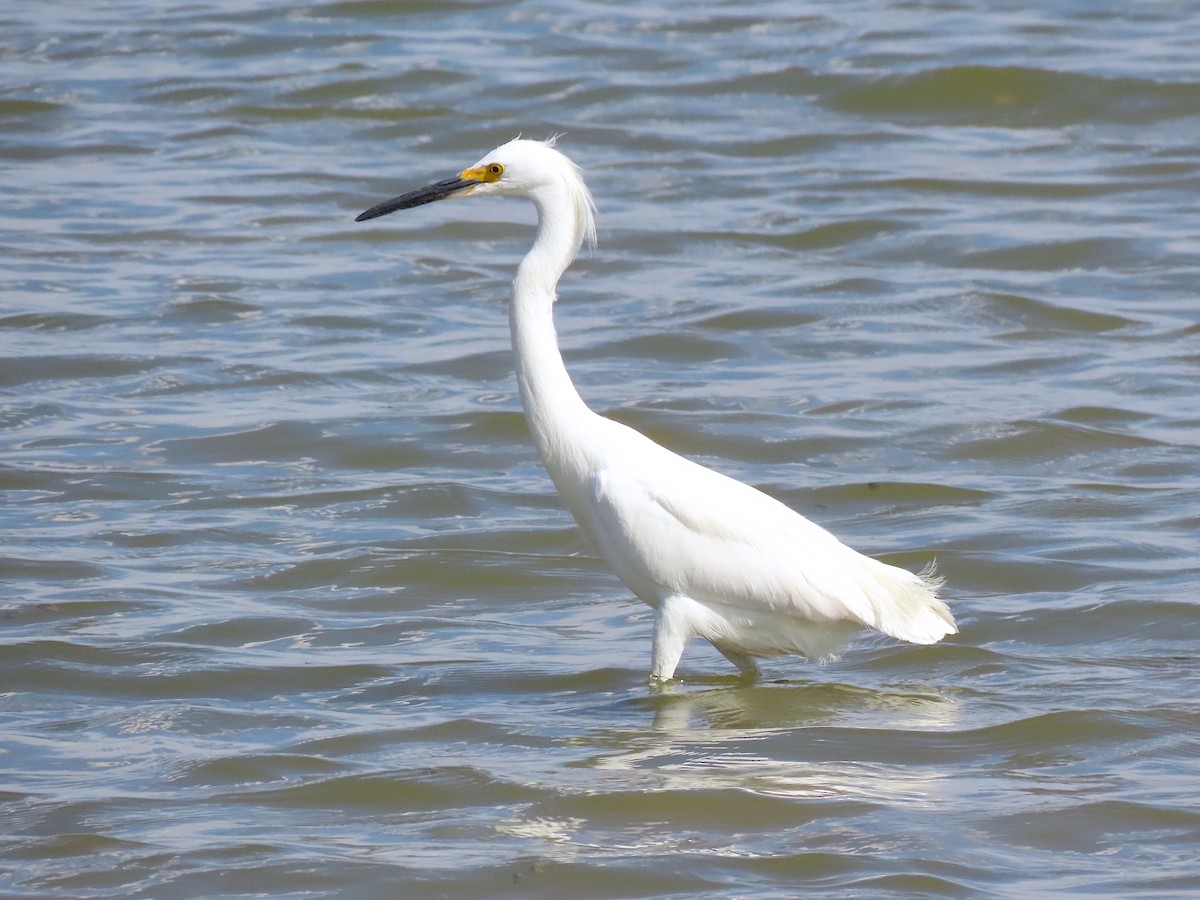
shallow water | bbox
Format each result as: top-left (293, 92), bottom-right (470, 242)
top-left (2, 1), bottom-right (1199, 897)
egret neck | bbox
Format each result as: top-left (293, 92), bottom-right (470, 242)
top-left (509, 184), bottom-right (595, 480)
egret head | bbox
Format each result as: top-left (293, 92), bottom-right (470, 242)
top-left (355, 137), bottom-right (596, 247)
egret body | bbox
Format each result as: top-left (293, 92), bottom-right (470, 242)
top-left (355, 138), bottom-right (956, 680)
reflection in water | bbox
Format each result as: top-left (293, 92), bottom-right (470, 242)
top-left (495, 681), bottom-right (962, 859)
top-left (643, 678), bottom-right (961, 733)
top-left (614, 682), bottom-right (959, 800)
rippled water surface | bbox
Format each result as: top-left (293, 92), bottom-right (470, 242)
top-left (3, 1), bottom-right (1199, 897)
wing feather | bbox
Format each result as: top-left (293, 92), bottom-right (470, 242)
top-left (567, 421), bottom-right (954, 651)
top-left (587, 449), bottom-right (881, 626)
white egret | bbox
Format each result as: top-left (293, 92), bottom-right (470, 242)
top-left (355, 137), bottom-right (955, 680)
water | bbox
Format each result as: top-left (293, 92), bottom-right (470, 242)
top-left (2, 1), bottom-right (1199, 896)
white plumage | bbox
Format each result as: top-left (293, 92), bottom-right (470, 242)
top-left (356, 137), bottom-right (956, 680)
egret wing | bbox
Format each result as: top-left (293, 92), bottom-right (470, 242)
top-left (586, 442), bottom-right (880, 627)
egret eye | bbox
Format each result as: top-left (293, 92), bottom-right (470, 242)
top-left (488, 163), bottom-right (503, 177)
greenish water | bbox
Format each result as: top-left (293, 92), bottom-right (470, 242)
top-left (2, 1), bottom-right (1199, 897)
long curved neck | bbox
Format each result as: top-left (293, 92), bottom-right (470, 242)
top-left (509, 192), bottom-right (594, 472)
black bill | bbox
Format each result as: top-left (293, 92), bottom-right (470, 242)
top-left (354, 176), bottom-right (479, 222)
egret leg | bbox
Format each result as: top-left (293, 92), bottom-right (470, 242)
top-left (713, 643), bottom-right (761, 678)
top-left (649, 595), bottom-right (696, 680)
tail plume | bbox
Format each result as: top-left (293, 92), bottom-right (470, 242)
top-left (873, 558), bottom-right (956, 645)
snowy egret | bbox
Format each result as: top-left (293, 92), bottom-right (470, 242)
top-left (355, 137), bottom-right (956, 680)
